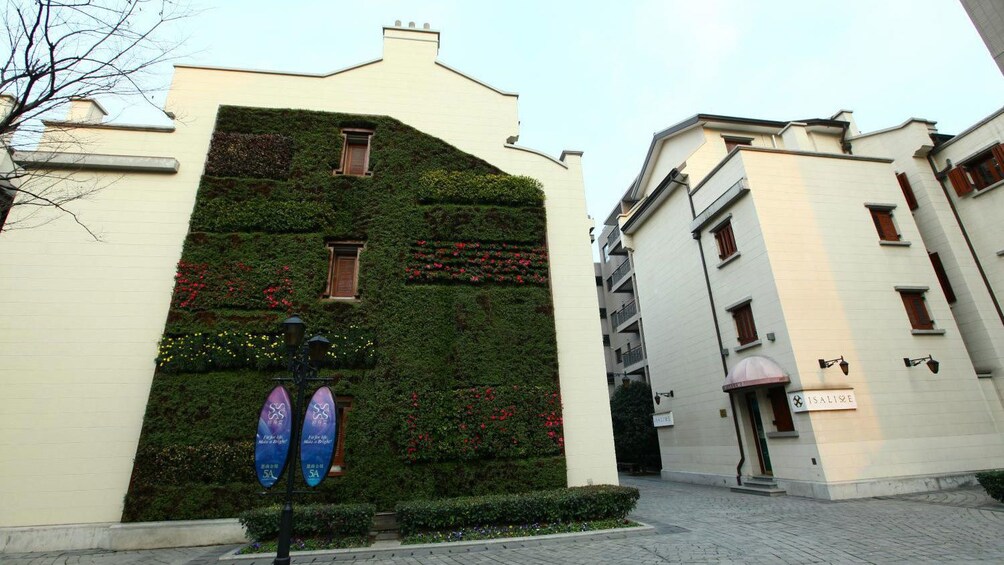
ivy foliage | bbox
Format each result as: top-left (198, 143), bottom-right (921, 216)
top-left (123, 106), bottom-right (564, 521)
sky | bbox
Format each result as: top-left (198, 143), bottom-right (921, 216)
top-left (110, 0), bottom-right (1004, 229)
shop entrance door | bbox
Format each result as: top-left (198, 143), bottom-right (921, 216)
top-left (745, 391), bottom-right (772, 475)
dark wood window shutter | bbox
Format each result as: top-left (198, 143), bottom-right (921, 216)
top-left (896, 173), bottom-right (919, 210)
top-left (714, 221), bottom-right (738, 260)
top-left (346, 142), bottom-right (367, 175)
top-left (870, 209), bottom-right (899, 241)
top-left (767, 386), bottom-right (794, 432)
top-left (928, 252), bottom-right (957, 304)
top-left (900, 292), bottom-right (934, 330)
top-left (328, 398), bottom-right (352, 476)
top-left (334, 255), bottom-right (357, 297)
top-left (948, 167), bottom-right (973, 196)
top-left (733, 303), bottom-right (758, 345)
top-left (993, 143), bottom-right (1004, 174)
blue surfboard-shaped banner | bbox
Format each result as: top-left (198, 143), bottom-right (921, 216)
top-left (254, 386), bottom-right (293, 489)
top-left (300, 386), bottom-right (338, 487)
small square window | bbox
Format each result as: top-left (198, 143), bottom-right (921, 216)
top-left (869, 208), bottom-right (900, 242)
top-left (325, 242), bottom-right (363, 299)
top-left (599, 308), bottom-right (608, 319)
top-left (767, 386), bottom-right (794, 432)
top-left (615, 348), bottom-right (622, 363)
top-left (335, 129), bottom-right (373, 176)
top-left (899, 290), bottom-right (934, 330)
top-left (602, 334), bottom-right (611, 346)
top-left (731, 303), bottom-right (758, 345)
top-left (713, 220), bottom-right (738, 260)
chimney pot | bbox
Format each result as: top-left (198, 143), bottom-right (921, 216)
top-left (423, 22), bottom-right (430, 29)
top-left (394, 19), bottom-right (401, 26)
top-left (408, 21), bottom-right (415, 28)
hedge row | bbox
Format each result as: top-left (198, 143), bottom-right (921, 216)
top-left (419, 205), bottom-right (546, 243)
top-left (395, 486), bottom-right (640, 535)
top-left (239, 503), bottom-right (375, 541)
top-left (417, 170), bottom-right (544, 206)
top-left (191, 198), bottom-right (331, 233)
top-left (205, 132), bottom-right (294, 179)
top-left (405, 241), bottom-right (549, 285)
top-left (976, 470), bottom-right (1004, 502)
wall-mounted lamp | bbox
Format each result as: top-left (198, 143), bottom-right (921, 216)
top-left (904, 355), bottom-right (939, 374)
top-left (654, 391), bottom-right (674, 405)
top-left (818, 356), bottom-right (849, 376)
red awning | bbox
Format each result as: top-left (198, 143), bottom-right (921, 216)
top-left (722, 355), bottom-right (790, 392)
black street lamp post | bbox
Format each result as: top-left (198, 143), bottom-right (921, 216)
top-left (274, 316), bottom-right (331, 565)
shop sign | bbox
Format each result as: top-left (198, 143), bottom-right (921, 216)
top-left (652, 412), bottom-right (674, 427)
top-left (254, 386), bottom-right (293, 488)
top-left (788, 389), bottom-right (856, 413)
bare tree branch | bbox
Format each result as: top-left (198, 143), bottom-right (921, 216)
top-left (0, 0), bottom-right (194, 239)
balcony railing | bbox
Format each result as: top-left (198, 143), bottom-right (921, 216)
top-left (610, 300), bottom-right (637, 329)
top-left (607, 259), bottom-right (632, 289)
top-left (623, 346), bottom-right (645, 367)
top-left (606, 224), bottom-right (621, 248)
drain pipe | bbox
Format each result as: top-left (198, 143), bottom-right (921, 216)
top-left (686, 180), bottom-right (744, 486)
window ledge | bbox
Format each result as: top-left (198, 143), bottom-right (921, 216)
top-left (717, 252), bottom-right (741, 269)
top-left (879, 240), bottom-right (912, 247)
top-left (734, 339), bottom-right (762, 353)
top-left (766, 431), bottom-right (799, 438)
top-left (321, 296), bottom-right (361, 303)
top-left (972, 178), bottom-right (1004, 198)
top-left (911, 329), bottom-right (946, 336)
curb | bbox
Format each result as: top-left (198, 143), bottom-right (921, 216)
top-left (219, 522), bottom-right (656, 561)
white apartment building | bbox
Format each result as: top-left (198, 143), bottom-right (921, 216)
top-left (601, 110), bottom-right (1004, 499)
top-left (0, 24), bottom-right (616, 550)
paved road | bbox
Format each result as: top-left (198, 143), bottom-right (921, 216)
top-left (7, 476), bottom-right (1004, 564)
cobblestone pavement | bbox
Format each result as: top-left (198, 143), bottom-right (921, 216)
top-left (6, 476), bottom-right (1004, 564)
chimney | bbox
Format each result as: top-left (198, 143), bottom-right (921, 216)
top-left (382, 21), bottom-right (439, 63)
top-left (67, 98), bottom-right (108, 124)
top-left (831, 109), bottom-right (860, 137)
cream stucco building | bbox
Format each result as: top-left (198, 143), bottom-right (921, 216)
top-left (599, 109), bottom-right (1004, 499)
top-left (0, 24), bottom-right (616, 550)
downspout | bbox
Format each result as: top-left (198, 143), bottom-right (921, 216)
top-left (686, 181), bottom-right (744, 486)
top-left (926, 155), bottom-right (1004, 326)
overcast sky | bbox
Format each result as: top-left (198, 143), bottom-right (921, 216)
top-left (115, 0), bottom-right (1003, 228)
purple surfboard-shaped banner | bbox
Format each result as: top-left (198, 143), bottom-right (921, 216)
top-left (255, 385), bottom-right (293, 489)
top-left (300, 386), bottom-right (338, 487)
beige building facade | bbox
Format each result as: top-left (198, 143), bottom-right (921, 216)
top-left (601, 110), bottom-right (1004, 499)
top-left (0, 24), bottom-right (616, 544)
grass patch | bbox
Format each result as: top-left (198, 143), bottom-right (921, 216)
top-left (236, 536), bottom-right (369, 555)
top-left (402, 518), bottom-right (639, 544)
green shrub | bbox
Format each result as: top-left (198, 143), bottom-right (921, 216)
top-left (205, 132), bottom-right (294, 179)
top-left (976, 470), bottom-right (1004, 502)
top-left (395, 485), bottom-right (639, 535)
top-left (417, 170), bottom-right (544, 206)
top-left (239, 503), bottom-right (376, 541)
top-left (610, 382), bottom-right (662, 470)
top-left (420, 205), bottom-right (546, 243)
top-left (191, 198), bottom-right (330, 233)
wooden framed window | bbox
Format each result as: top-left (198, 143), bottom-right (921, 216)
top-left (335, 129), bottom-right (373, 176)
top-left (327, 397), bottom-right (352, 477)
top-left (324, 242), bottom-right (363, 299)
top-left (899, 290), bottom-right (934, 330)
top-left (928, 252), bottom-right (957, 304)
top-left (731, 302), bottom-right (758, 345)
top-left (869, 208), bottom-right (900, 242)
top-left (724, 136), bottom-right (753, 152)
top-left (896, 172), bottom-right (919, 211)
top-left (948, 143), bottom-right (1004, 195)
top-left (767, 386), bottom-right (794, 432)
top-left (713, 220), bottom-right (738, 260)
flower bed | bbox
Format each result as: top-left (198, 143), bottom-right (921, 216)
top-left (402, 386), bottom-right (563, 462)
top-left (205, 132), bottom-right (294, 179)
top-left (405, 241), bottom-right (548, 285)
top-left (402, 518), bottom-right (638, 544)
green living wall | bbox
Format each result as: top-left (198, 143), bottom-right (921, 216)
top-left (122, 107), bottom-right (565, 521)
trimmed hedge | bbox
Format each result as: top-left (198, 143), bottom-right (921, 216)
top-left (123, 106), bottom-right (562, 521)
top-left (976, 470), bottom-right (1004, 502)
top-left (239, 503), bottom-right (376, 541)
top-left (395, 486), bottom-right (640, 535)
top-left (205, 132), bottom-right (294, 179)
top-left (417, 170), bottom-right (544, 206)
top-left (610, 382), bottom-right (662, 470)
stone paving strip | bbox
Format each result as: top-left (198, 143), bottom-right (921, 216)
top-left (5, 475), bottom-right (1004, 564)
